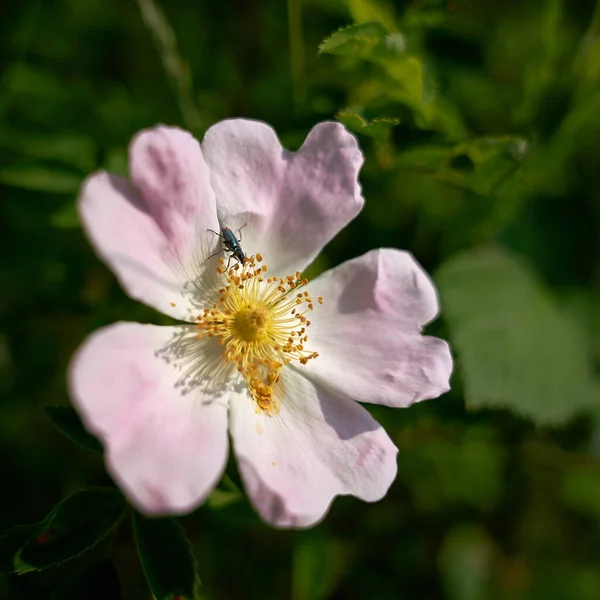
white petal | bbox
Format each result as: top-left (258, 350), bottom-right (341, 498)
top-left (304, 249), bottom-right (453, 407)
top-left (229, 368), bottom-right (398, 528)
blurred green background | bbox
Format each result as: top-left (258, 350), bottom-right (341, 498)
top-left (2, 0), bottom-right (600, 598)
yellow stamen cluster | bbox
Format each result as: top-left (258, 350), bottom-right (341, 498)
top-left (196, 254), bottom-right (321, 415)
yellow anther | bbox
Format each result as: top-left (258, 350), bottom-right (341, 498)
top-left (196, 251), bottom-right (321, 416)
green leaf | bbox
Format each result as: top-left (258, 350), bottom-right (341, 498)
top-left (51, 202), bottom-right (80, 229)
top-left (318, 22), bottom-right (388, 58)
top-left (133, 514), bottom-right (201, 600)
top-left (11, 487), bottom-right (125, 573)
top-left (560, 290), bottom-right (600, 366)
top-left (336, 108), bottom-right (400, 139)
top-left (0, 524), bottom-right (42, 573)
top-left (44, 406), bottom-right (102, 453)
top-left (291, 533), bottom-right (345, 600)
top-left (0, 131), bottom-right (96, 173)
top-left (436, 248), bottom-right (600, 424)
top-left (205, 488), bottom-right (243, 510)
top-left (319, 22), bottom-right (466, 139)
top-left (396, 425), bottom-right (505, 512)
top-left (104, 147), bottom-right (128, 177)
top-left (342, 0), bottom-right (398, 32)
top-left (526, 88), bottom-right (600, 191)
top-left (438, 525), bottom-right (495, 600)
top-left (561, 468), bottom-right (600, 523)
top-left (398, 136), bottom-right (528, 199)
top-left (0, 165), bottom-right (82, 194)
top-left (50, 560), bottom-right (122, 600)
top-left (205, 472), bottom-right (244, 509)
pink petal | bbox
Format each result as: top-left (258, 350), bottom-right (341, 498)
top-left (69, 322), bottom-right (229, 515)
top-left (79, 126), bottom-right (219, 321)
top-left (201, 119), bottom-right (364, 276)
top-left (304, 249), bottom-right (453, 407)
top-left (229, 369), bottom-right (398, 528)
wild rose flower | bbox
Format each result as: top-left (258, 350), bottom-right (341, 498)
top-left (69, 120), bottom-right (452, 528)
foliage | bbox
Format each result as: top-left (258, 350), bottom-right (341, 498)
top-left (133, 515), bottom-right (202, 600)
top-left (1, 0), bottom-right (600, 598)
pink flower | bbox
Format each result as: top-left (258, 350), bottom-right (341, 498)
top-left (69, 120), bottom-right (452, 528)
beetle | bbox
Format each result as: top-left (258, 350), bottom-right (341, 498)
top-left (207, 224), bottom-right (247, 268)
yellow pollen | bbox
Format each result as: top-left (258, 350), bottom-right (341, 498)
top-left (195, 255), bottom-right (321, 416)
top-left (233, 307), bottom-right (269, 342)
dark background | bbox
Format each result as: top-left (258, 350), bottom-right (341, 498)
top-left (2, 0), bottom-right (600, 598)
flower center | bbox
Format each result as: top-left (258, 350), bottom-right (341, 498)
top-left (233, 307), bottom-right (269, 343)
top-left (195, 253), bottom-right (322, 415)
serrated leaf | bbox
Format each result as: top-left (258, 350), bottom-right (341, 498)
top-left (50, 560), bottom-right (122, 600)
top-left (318, 22), bottom-right (388, 58)
top-left (133, 515), bottom-right (201, 600)
top-left (319, 22), bottom-right (466, 138)
top-left (336, 108), bottom-right (400, 138)
top-left (436, 248), bottom-right (600, 424)
top-left (10, 487), bottom-right (125, 573)
top-left (44, 406), bottom-right (102, 453)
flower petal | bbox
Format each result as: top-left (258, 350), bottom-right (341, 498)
top-left (229, 368), bottom-right (398, 528)
top-left (304, 248), bottom-right (453, 407)
top-left (79, 126), bottom-right (220, 321)
top-left (201, 119), bottom-right (364, 275)
top-left (69, 322), bottom-right (229, 515)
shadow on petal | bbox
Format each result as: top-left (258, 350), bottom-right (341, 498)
top-left (154, 325), bottom-right (241, 403)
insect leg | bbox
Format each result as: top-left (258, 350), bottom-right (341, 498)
top-left (237, 223), bottom-right (247, 241)
top-left (207, 248), bottom-right (225, 260)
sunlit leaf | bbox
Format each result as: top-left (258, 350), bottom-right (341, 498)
top-left (336, 108), bottom-right (399, 138)
top-left (133, 515), bottom-right (201, 600)
top-left (437, 248), bottom-right (600, 424)
top-left (341, 0), bottom-right (398, 32)
top-left (319, 20), bottom-right (466, 138)
top-left (44, 406), bottom-right (102, 453)
top-left (318, 22), bottom-right (389, 58)
top-left (12, 488), bottom-right (125, 573)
